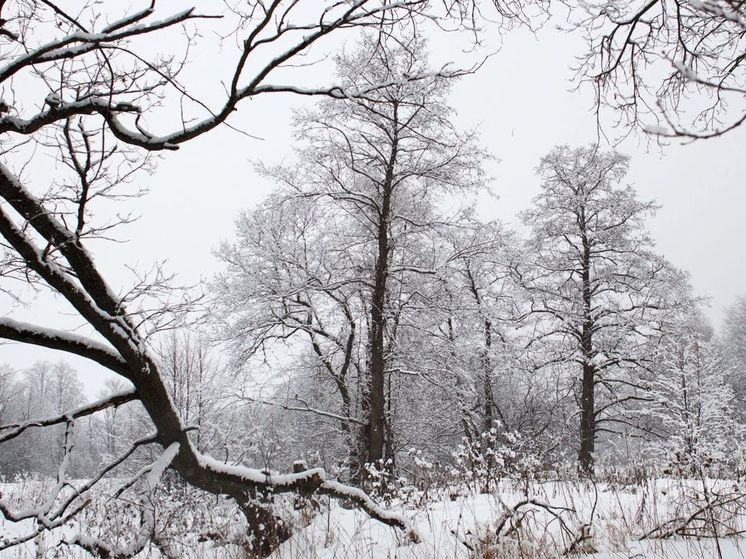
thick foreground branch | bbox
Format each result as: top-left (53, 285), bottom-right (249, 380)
top-left (0, 318), bottom-right (131, 377)
top-left (193, 454), bottom-right (414, 536)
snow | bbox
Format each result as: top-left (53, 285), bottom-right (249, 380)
top-left (198, 453), bottom-right (328, 486)
top-left (673, 60), bottom-right (698, 81)
top-left (144, 443), bottom-right (180, 491)
top-left (44, 92), bottom-right (61, 107)
top-left (0, 317), bottom-right (125, 367)
top-left (271, 478), bottom-right (746, 558)
top-left (645, 124), bottom-right (670, 135)
top-left (197, 454), bottom-right (411, 534)
top-left (320, 480), bottom-right (412, 532)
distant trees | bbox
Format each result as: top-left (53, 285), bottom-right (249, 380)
top-left (724, 296), bottom-right (746, 408)
top-left (517, 145), bottom-right (685, 475)
top-left (646, 311), bottom-right (742, 472)
top-left (0, 361), bottom-right (85, 475)
top-left (0, 365), bottom-right (16, 424)
top-left (429, 221), bottom-right (521, 438)
top-left (93, 378), bottom-right (135, 462)
top-left (158, 332), bottom-right (223, 453)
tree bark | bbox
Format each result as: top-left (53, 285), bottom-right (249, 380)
top-left (367, 180), bottom-right (391, 468)
top-left (482, 317), bottom-right (495, 432)
top-left (578, 361), bottom-right (596, 475)
top-left (577, 209), bottom-right (596, 476)
top-left (365, 105), bottom-right (399, 472)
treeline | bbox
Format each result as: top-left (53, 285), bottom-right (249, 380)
top-left (0, 362), bottom-right (135, 477)
top-left (0, 336), bottom-right (249, 480)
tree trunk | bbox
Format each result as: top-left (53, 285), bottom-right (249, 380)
top-left (465, 265), bottom-right (497, 433)
top-left (578, 361), bottom-right (596, 475)
top-left (482, 317), bottom-right (495, 432)
top-left (448, 317), bottom-right (478, 442)
top-left (578, 212), bottom-right (596, 476)
top-left (364, 106), bottom-right (399, 473)
top-left (367, 200), bottom-right (390, 468)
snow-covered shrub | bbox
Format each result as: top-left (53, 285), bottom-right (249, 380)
top-left (640, 477), bottom-right (746, 540)
top-left (450, 426), bottom-right (543, 493)
top-left (66, 476), bottom-right (254, 558)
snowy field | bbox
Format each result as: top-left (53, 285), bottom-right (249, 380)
top-left (3, 476), bottom-right (746, 558)
top-left (272, 478), bottom-right (746, 559)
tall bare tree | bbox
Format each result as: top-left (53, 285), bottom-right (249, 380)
top-left (216, 33), bottom-right (486, 482)
top-left (518, 145), bottom-right (686, 475)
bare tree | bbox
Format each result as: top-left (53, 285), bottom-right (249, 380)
top-left (724, 295), bottom-right (746, 412)
top-left (443, 221), bottom-right (520, 435)
top-left (244, 33), bottom-right (485, 479)
top-left (214, 192), bottom-right (367, 476)
top-left (0, 363), bottom-right (15, 424)
top-left (517, 145), bottom-right (686, 475)
top-left (0, 361), bottom-right (86, 474)
top-left (157, 331), bottom-right (224, 453)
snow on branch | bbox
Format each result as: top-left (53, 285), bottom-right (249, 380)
top-left (0, 317), bottom-right (130, 376)
top-left (197, 454), bottom-right (414, 536)
top-left (67, 442), bottom-right (180, 558)
top-left (113, 442), bottom-right (181, 499)
top-left (0, 8), bottom-right (217, 84)
top-left (0, 2), bottom-right (481, 152)
top-left (320, 480), bottom-right (418, 539)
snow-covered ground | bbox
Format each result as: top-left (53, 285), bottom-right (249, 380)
top-left (3, 477), bottom-right (746, 558)
top-left (273, 478), bottom-right (746, 559)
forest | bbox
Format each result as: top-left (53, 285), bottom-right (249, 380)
top-left (0, 1), bottom-right (745, 558)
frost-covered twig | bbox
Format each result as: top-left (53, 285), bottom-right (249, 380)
top-left (242, 395), bottom-right (366, 426)
top-left (494, 498), bottom-right (575, 536)
top-left (67, 443), bottom-right (181, 558)
top-left (639, 488), bottom-right (746, 540)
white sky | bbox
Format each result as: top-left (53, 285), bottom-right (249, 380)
top-left (1, 9), bottom-right (744, 398)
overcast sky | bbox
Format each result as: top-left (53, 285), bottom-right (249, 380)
top-left (2, 9), bottom-right (744, 397)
